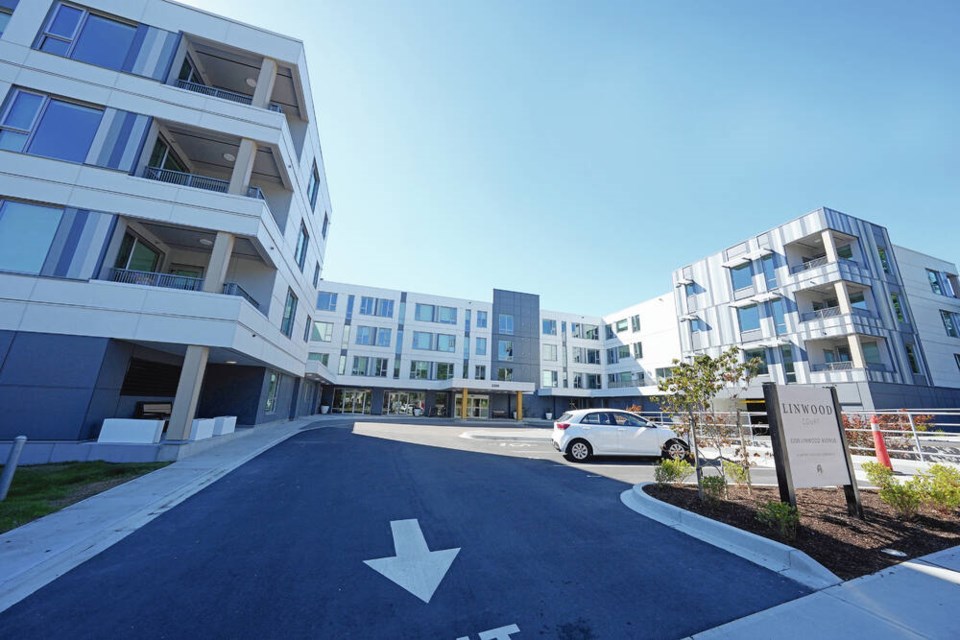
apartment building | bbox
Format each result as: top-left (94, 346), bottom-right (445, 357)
top-left (0, 0), bottom-right (332, 441)
top-left (672, 207), bottom-right (960, 410)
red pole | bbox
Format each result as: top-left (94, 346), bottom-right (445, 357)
top-left (871, 415), bottom-right (893, 469)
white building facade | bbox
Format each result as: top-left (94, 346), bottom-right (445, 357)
top-left (0, 0), bottom-right (332, 441)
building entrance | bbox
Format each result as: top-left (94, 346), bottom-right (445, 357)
top-left (333, 389), bottom-right (371, 414)
top-left (385, 391), bottom-right (425, 416)
top-left (453, 394), bottom-right (490, 419)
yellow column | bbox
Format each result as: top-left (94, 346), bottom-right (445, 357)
top-left (461, 388), bottom-right (469, 419)
top-left (516, 392), bottom-right (523, 421)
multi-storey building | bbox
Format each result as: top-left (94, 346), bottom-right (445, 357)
top-left (0, 0), bottom-right (332, 441)
top-left (673, 207), bottom-right (960, 410)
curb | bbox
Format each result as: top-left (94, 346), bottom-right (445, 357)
top-left (621, 483), bottom-right (840, 590)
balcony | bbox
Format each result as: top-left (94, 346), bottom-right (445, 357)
top-left (143, 166), bottom-right (229, 194)
top-left (800, 306), bottom-right (877, 323)
top-left (222, 282), bottom-right (260, 310)
top-left (175, 79), bottom-right (284, 113)
top-left (608, 379), bottom-right (644, 389)
top-left (107, 268), bottom-right (261, 309)
top-left (811, 362), bottom-right (890, 373)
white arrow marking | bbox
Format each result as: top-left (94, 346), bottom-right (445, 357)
top-left (364, 519), bottom-right (460, 603)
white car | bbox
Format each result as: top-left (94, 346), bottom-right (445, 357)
top-left (552, 409), bottom-right (690, 463)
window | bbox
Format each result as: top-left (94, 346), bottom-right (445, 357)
top-left (148, 135), bottom-right (186, 172)
top-left (542, 319), bottom-right (557, 335)
top-left (303, 315), bottom-right (312, 342)
top-left (0, 200), bottom-right (64, 274)
top-left (294, 222), bottom-right (309, 270)
top-left (837, 244), bottom-right (854, 260)
top-left (497, 367), bottom-right (514, 381)
top-left (780, 345), bottom-right (796, 383)
top-left (415, 303), bottom-right (435, 322)
top-left (862, 341), bottom-right (883, 366)
top-left (355, 326), bottom-right (375, 345)
top-left (583, 324), bottom-right (599, 340)
top-left (437, 306), bottom-right (457, 324)
top-left (351, 356), bottom-right (368, 376)
top-left (414, 303), bottom-right (456, 324)
top-left (499, 313), bottom-right (514, 334)
top-left (730, 262), bottom-right (753, 291)
top-left (587, 349), bottom-right (601, 365)
top-left (928, 269), bottom-right (944, 295)
top-left (410, 361), bottom-right (430, 380)
top-left (615, 319), bottom-right (628, 333)
top-left (475, 365), bottom-right (486, 380)
top-left (606, 346), bottom-right (630, 363)
top-left (632, 342), bottom-right (643, 359)
top-left (321, 213), bottom-right (329, 239)
top-left (760, 254), bottom-right (777, 289)
top-left (264, 371), bottom-right (279, 413)
top-left (498, 340), bottom-right (514, 361)
top-left (770, 299), bottom-right (787, 335)
top-left (281, 289), bottom-right (298, 337)
top-left (338, 354), bottom-right (347, 375)
top-left (0, 9), bottom-right (13, 38)
top-left (890, 293), bottom-right (905, 323)
top-left (905, 344), bottom-right (921, 375)
top-left (955, 353), bottom-right (960, 373)
top-left (317, 291), bottom-right (337, 311)
top-left (609, 372), bottom-right (642, 387)
top-left (631, 315), bottom-right (641, 332)
top-left (605, 324), bottom-right (615, 340)
top-left (877, 246), bottom-right (891, 274)
top-left (352, 356), bottom-right (389, 377)
top-left (311, 321), bottom-right (333, 342)
top-left (743, 348), bottom-right (769, 375)
top-left (38, 4), bottom-right (137, 72)
top-left (475, 337), bottom-right (487, 356)
top-left (114, 232), bottom-right (162, 272)
top-left (437, 334), bottom-right (456, 352)
top-left (313, 262), bottom-right (321, 288)
top-left (737, 304), bottom-right (761, 332)
top-left (690, 318), bottom-right (707, 333)
top-left (541, 370), bottom-right (558, 388)
top-left (476, 311), bottom-right (488, 328)
top-left (360, 296), bottom-right (394, 318)
top-left (573, 373), bottom-right (584, 389)
top-left (542, 344), bottom-right (558, 361)
top-left (0, 89), bottom-right (103, 163)
top-left (587, 374), bottom-right (602, 389)
top-left (655, 367), bottom-right (675, 382)
top-left (307, 352), bottom-right (330, 366)
top-left (412, 331), bottom-right (433, 350)
top-left (307, 161), bottom-right (320, 210)
top-left (376, 328), bottom-right (392, 347)
top-left (436, 362), bottom-right (455, 380)
top-left (941, 310), bottom-right (960, 338)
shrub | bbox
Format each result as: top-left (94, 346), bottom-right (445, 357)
top-left (862, 461), bottom-right (895, 489)
top-left (654, 459), bottom-right (693, 487)
top-left (756, 501), bottom-right (799, 541)
top-left (701, 475), bottom-right (727, 502)
top-left (917, 464), bottom-right (960, 514)
top-left (879, 482), bottom-right (922, 520)
top-left (722, 460), bottom-right (750, 486)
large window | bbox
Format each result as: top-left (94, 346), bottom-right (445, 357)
top-left (436, 363), bottom-right (454, 380)
top-left (475, 365), bottom-right (486, 380)
top-left (414, 303), bottom-right (457, 324)
top-left (317, 291), bottom-right (337, 311)
top-left (632, 342), bottom-right (643, 358)
top-left (760, 254), bottom-right (777, 289)
top-left (410, 361), bottom-right (430, 380)
top-left (352, 356), bottom-right (388, 377)
top-left (307, 352), bottom-right (330, 367)
top-left (307, 161), bottom-right (320, 210)
top-left (311, 321), bottom-right (333, 342)
top-left (359, 296), bottom-right (394, 318)
top-left (0, 9), bottom-right (11, 38)
top-left (542, 344), bottom-right (558, 361)
top-left (498, 313), bottom-right (514, 334)
top-left (730, 262), bottom-right (753, 291)
top-left (615, 319), bottom-right (628, 333)
top-left (541, 370), bottom-right (558, 388)
top-left (281, 289), bottom-right (298, 337)
top-left (413, 331), bottom-right (433, 350)
top-left (780, 345), bottom-right (796, 383)
top-left (497, 367), bottom-right (513, 381)
top-left (0, 89), bottom-right (103, 163)
top-left (264, 371), bottom-right (279, 413)
top-left (743, 348), bottom-right (769, 375)
top-left (941, 310), bottom-right (960, 338)
top-left (737, 304), bottom-right (761, 332)
top-left (877, 246), bottom-right (891, 274)
top-left (476, 311), bottom-right (488, 328)
top-left (475, 337), bottom-right (487, 356)
top-left (498, 340), bottom-right (514, 361)
top-left (631, 314), bottom-right (641, 332)
top-left (769, 299), bottom-right (787, 335)
top-left (0, 200), bottom-right (64, 274)
top-left (927, 269), bottom-right (943, 295)
top-left (294, 222), bottom-right (309, 271)
top-left (436, 334), bottom-right (456, 352)
top-left (38, 4), bottom-right (137, 72)
top-left (542, 319), bottom-right (557, 335)
top-left (571, 323), bottom-right (599, 340)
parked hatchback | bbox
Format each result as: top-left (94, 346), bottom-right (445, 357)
top-left (552, 409), bottom-right (690, 463)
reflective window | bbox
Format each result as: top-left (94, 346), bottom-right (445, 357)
top-left (730, 262), bottom-right (753, 291)
top-left (0, 89), bottom-right (102, 163)
top-left (39, 4), bottom-right (137, 72)
top-left (294, 222), bottom-right (309, 270)
top-left (737, 304), bottom-right (761, 332)
top-left (311, 321), bottom-right (333, 342)
top-left (264, 371), bottom-right (279, 413)
top-left (476, 311), bottom-right (488, 328)
top-left (499, 314), bottom-right (514, 334)
top-left (114, 233), bottom-right (161, 272)
top-left (0, 11), bottom-right (12, 38)
top-left (317, 292), bottom-right (337, 311)
top-left (498, 340), bottom-right (513, 360)
top-left (542, 319), bottom-right (557, 335)
top-left (475, 337), bottom-right (487, 356)
top-left (281, 289), bottom-right (298, 337)
top-left (542, 344), bottom-right (558, 361)
top-left (0, 200), bottom-right (64, 274)
top-left (412, 331), bottom-right (433, 350)
top-left (307, 161), bottom-right (320, 210)
top-left (437, 334), bottom-right (456, 352)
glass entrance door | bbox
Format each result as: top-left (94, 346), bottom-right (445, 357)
top-left (385, 391), bottom-right (425, 416)
top-left (333, 388), bottom-right (371, 414)
top-left (453, 394), bottom-right (490, 418)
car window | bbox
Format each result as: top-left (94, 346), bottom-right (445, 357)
top-left (557, 412), bottom-right (574, 422)
top-left (598, 413), bottom-right (615, 425)
top-left (614, 413), bottom-right (650, 427)
top-left (581, 412), bottom-right (602, 425)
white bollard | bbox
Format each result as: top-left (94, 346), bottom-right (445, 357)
top-left (0, 435), bottom-right (28, 501)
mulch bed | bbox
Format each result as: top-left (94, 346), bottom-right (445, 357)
top-left (645, 484), bottom-right (960, 580)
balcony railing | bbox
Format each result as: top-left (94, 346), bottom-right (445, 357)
top-left (791, 256), bottom-right (829, 274)
top-left (144, 166), bottom-right (229, 193)
top-left (811, 361), bottom-right (855, 372)
top-left (247, 186), bottom-right (265, 200)
top-left (177, 79), bottom-right (285, 113)
top-left (800, 306), bottom-right (843, 322)
top-left (108, 268), bottom-right (203, 291)
top-left (608, 379), bottom-right (644, 389)
top-left (222, 282), bottom-right (260, 309)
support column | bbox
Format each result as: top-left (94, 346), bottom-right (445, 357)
top-left (847, 334), bottom-right (867, 370)
top-left (461, 388), bottom-right (469, 419)
top-left (834, 281), bottom-right (853, 315)
top-left (202, 231), bottom-right (235, 293)
top-left (515, 392), bottom-right (523, 421)
top-left (251, 57), bottom-right (278, 109)
top-left (821, 230), bottom-right (839, 263)
top-left (228, 138), bottom-right (258, 196)
top-left (167, 345), bottom-right (210, 441)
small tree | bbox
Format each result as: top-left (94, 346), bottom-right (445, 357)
top-left (719, 349), bottom-right (762, 496)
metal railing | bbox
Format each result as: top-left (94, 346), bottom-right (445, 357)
top-left (800, 306), bottom-right (842, 321)
top-left (791, 256), bottom-right (830, 273)
top-left (108, 268), bottom-right (203, 291)
top-left (143, 166), bottom-right (229, 193)
top-left (222, 282), bottom-right (260, 309)
top-left (811, 361), bottom-right (855, 372)
top-left (247, 186), bottom-right (265, 200)
top-left (176, 79), bottom-right (286, 114)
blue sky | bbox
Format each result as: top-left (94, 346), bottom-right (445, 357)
top-left (184, 0), bottom-right (959, 315)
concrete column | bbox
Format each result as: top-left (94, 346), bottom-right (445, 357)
top-left (167, 345), bottom-right (210, 441)
top-left (821, 230), bottom-right (839, 263)
top-left (461, 388), bottom-right (469, 419)
top-left (847, 334), bottom-right (867, 369)
top-left (515, 392), bottom-right (523, 421)
top-left (202, 231), bottom-right (235, 293)
top-left (834, 281), bottom-right (852, 315)
top-left (252, 57), bottom-right (278, 109)
top-left (228, 138), bottom-right (258, 196)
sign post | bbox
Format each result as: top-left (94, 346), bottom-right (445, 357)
top-left (763, 382), bottom-right (863, 518)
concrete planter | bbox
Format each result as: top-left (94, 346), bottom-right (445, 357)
top-left (189, 418), bottom-right (216, 441)
top-left (320, 405), bottom-right (330, 414)
top-left (97, 419), bottom-right (165, 444)
top-left (213, 416), bottom-right (237, 436)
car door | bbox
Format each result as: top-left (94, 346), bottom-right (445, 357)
top-left (613, 412), bottom-right (661, 455)
top-left (578, 411), bottom-right (618, 454)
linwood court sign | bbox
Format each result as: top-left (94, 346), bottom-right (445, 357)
top-left (763, 383), bottom-right (863, 517)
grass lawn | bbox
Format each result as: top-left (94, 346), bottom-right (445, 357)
top-left (0, 461), bottom-right (170, 534)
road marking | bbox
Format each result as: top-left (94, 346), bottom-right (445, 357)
top-left (456, 623), bottom-right (521, 639)
top-left (364, 519), bottom-right (460, 603)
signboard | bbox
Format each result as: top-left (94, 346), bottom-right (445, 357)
top-left (762, 383), bottom-right (862, 517)
top-left (777, 386), bottom-right (849, 488)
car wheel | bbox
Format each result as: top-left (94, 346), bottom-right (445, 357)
top-left (662, 439), bottom-right (690, 461)
top-left (567, 439), bottom-right (592, 463)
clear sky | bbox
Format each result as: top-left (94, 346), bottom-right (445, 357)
top-left (183, 0), bottom-right (959, 315)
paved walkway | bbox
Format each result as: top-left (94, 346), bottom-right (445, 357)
top-left (2, 415), bottom-right (958, 638)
